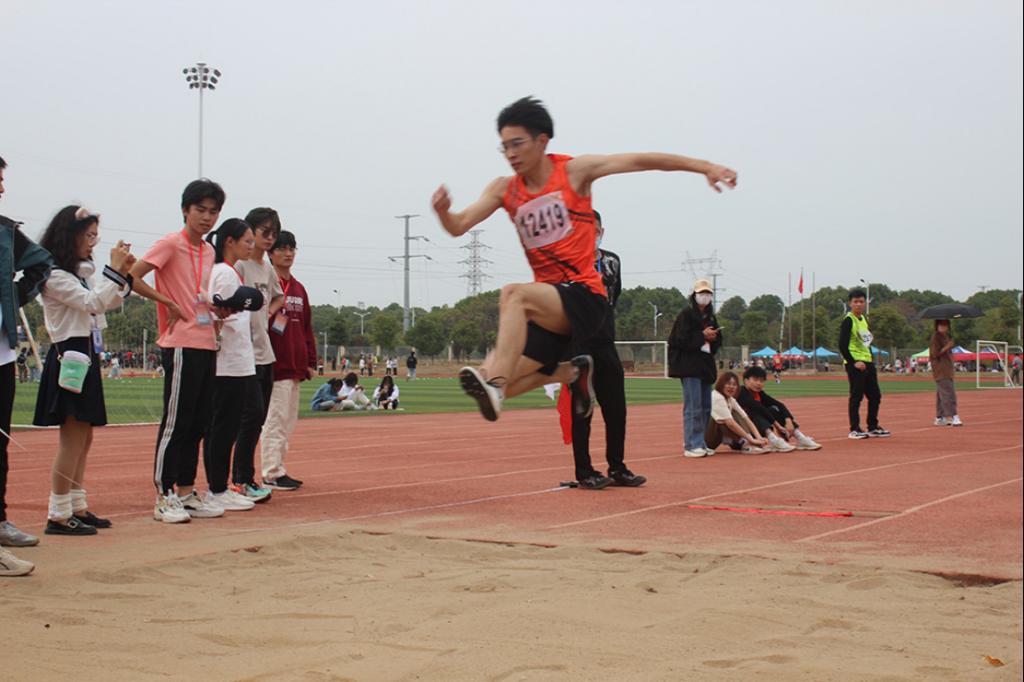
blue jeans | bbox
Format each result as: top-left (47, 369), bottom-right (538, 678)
top-left (681, 378), bottom-right (712, 451)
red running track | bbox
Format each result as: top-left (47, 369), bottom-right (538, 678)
top-left (5, 389), bottom-right (1022, 579)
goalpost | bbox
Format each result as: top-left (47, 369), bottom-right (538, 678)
top-left (974, 340), bottom-right (1020, 389)
top-left (614, 341), bottom-right (669, 378)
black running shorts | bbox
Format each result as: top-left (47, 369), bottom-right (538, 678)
top-left (522, 282), bottom-right (610, 375)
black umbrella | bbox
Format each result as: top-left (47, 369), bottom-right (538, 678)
top-left (917, 303), bottom-right (984, 320)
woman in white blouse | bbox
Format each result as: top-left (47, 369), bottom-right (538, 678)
top-left (33, 206), bottom-right (134, 535)
top-left (705, 372), bottom-right (770, 455)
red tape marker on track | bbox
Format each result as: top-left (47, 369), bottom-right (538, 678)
top-left (685, 504), bottom-right (854, 518)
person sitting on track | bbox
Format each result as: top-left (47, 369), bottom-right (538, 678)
top-left (311, 377), bottom-right (345, 412)
top-left (373, 374), bottom-right (400, 410)
top-left (705, 372), bottom-right (770, 455)
top-left (431, 96), bottom-right (737, 422)
top-left (737, 366), bottom-right (822, 451)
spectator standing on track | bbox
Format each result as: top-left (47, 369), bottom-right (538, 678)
top-left (262, 230), bottom-right (317, 490)
top-left (406, 350), bottom-right (417, 380)
top-left (668, 279), bottom-right (723, 458)
top-left (0, 155), bottom-right (54, 574)
top-left (929, 319), bottom-right (962, 427)
top-left (838, 287), bottom-right (891, 440)
top-left (737, 366), bottom-right (822, 451)
top-left (705, 372), bottom-right (769, 454)
top-left (34, 206), bottom-right (135, 536)
top-left (129, 178), bottom-right (227, 523)
top-left (1012, 356), bottom-right (1021, 387)
top-left (231, 208), bottom-right (284, 501)
top-left (566, 210), bottom-right (645, 489)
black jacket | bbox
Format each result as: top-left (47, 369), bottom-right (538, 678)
top-left (737, 387), bottom-right (785, 427)
top-left (667, 302), bottom-right (721, 382)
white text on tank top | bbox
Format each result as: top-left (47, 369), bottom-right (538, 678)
top-left (514, 191), bottom-right (573, 250)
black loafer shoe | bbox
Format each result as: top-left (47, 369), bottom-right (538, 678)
top-left (73, 511), bottom-right (112, 529)
top-left (608, 468), bottom-right (647, 487)
top-left (45, 517), bottom-right (97, 536)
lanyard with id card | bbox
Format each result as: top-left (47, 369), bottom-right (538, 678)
top-left (182, 232), bottom-right (212, 326)
top-left (91, 315), bottom-right (105, 354)
top-left (271, 275), bottom-right (291, 335)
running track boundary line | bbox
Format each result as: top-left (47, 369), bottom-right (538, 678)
top-left (795, 477), bottom-right (1024, 543)
top-left (546, 443), bottom-right (1023, 529)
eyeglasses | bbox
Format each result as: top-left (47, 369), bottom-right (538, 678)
top-left (84, 233), bottom-right (99, 244)
top-left (498, 137), bottom-right (530, 154)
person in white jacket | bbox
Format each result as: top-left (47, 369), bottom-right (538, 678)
top-left (33, 206), bottom-right (134, 536)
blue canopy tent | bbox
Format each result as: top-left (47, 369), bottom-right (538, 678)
top-left (750, 346), bottom-right (778, 358)
top-left (811, 347), bottom-right (840, 358)
top-left (871, 346), bottom-right (890, 357)
top-left (782, 346), bottom-right (810, 358)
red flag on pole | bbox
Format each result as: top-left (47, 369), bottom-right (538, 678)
top-left (797, 270), bottom-right (804, 295)
top-left (557, 384), bottom-right (573, 445)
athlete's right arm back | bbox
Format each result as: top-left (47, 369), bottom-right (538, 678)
top-left (431, 177), bottom-right (508, 237)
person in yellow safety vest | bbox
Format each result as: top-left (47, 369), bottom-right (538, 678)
top-left (838, 288), bottom-right (891, 440)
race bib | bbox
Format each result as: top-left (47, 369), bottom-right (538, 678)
top-left (858, 329), bottom-right (873, 347)
top-left (514, 192), bottom-right (573, 250)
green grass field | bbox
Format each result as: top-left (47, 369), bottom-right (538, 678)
top-left (12, 373), bottom-right (987, 427)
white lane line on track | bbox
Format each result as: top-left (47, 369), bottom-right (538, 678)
top-left (795, 477), bottom-right (1024, 543)
top-left (546, 443), bottom-right (1024, 530)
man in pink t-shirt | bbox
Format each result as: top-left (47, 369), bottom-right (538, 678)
top-left (130, 179), bottom-right (226, 524)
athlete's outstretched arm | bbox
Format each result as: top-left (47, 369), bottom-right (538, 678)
top-left (431, 177), bottom-right (507, 237)
top-left (568, 153), bottom-right (737, 195)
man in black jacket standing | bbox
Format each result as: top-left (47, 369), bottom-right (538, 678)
top-left (668, 280), bottom-right (722, 458)
top-left (568, 211), bottom-right (646, 489)
top-left (0, 155), bottom-right (54, 576)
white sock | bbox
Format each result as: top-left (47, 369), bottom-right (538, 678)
top-left (70, 488), bottom-right (88, 513)
top-left (48, 493), bottom-right (73, 521)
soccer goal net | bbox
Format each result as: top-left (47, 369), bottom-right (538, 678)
top-left (614, 341), bottom-right (669, 378)
top-left (974, 340), bottom-right (1021, 389)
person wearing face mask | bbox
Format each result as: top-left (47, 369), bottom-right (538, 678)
top-left (668, 280), bottom-right (722, 458)
top-left (929, 319), bottom-right (962, 426)
top-left (34, 206), bottom-right (135, 535)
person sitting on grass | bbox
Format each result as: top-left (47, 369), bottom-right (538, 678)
top-left (338, 372), bottom-right (373, 411)
top-left (311, 377), bottom-right (344, 412)
top-left (373, 374), bottom-right (400, 410)
top-left (705, 372), bottom-right (770, 455)
top-left (737, 366), bottom-right (822, 451)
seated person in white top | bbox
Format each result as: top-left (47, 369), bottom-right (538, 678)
top-left (373, 374), bottom-right (400, 410)
top-left (33, 206), bottom-right (134, 535)
top-left (338, 372), bottom-right (373, 410)
top-left (705, 371), bottom-right (770, 454)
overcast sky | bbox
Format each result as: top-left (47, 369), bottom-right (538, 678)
top-left (3, 1), bottom-right (1021, 310)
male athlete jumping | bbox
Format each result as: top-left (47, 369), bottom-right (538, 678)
top-left (431, 97), bottom-right (736, 421)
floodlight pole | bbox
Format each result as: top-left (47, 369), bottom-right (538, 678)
top-left (182, 62), bottom-right (222, 177)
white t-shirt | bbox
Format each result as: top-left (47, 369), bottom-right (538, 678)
top-left (711, 390), bottom-right (748, 423)
top-left (209, 262), bottom-right (255, 377)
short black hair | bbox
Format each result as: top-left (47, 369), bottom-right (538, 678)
top-left (181, 178), bottom-right (226, 212)
top-left (245, 207), bottom-right (281, 237)
top-left (0, 155), bottom-right (6, 170)
top-left (39, 205), bottom-right (100, 273)
top-left (270, 229), bottom-right (296, 252)
top-left (743, 366), bottom-right (767, 380)
top-left (343, 372), bottom-right (359, 387)
top-left (848, 287), bottom-right (867, 301)
top-left (593, 209), bottom-right (602, 225)
top-left (497, 96), bottom-right (554, 139)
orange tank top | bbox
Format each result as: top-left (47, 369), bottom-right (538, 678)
top-left (501, 154), bottom-right (605, 297)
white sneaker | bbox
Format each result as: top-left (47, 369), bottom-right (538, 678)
top-left (179, 491), bottom-right (225, 518)
top-left (951, 415), bottom-right (963, 427)
top-left (795, 433), bottom-right (822, 451)
top-left (934, 417), bottom-right (948, 426)
top-left (741, 445), bottom-right (769, 454)
top-left (0, 547), bottom-right (35, 576)
top-left (153, 494), bottom-right (191, 524)
top-left (458, 366), bottom-right (502, 421)
top-left (684, 449), bottom-right (708, 458)
top-left (701, 447), bottom-right (717, 456)
top-left (768, 432), bottom-right (796, 452)
top-left (207, 490), bottom-right (255, 512)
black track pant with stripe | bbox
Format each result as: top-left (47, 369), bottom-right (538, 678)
top-left (570, 339), bottom-right (627, 481)
top-left (153, 348), bottom-right (215, 494)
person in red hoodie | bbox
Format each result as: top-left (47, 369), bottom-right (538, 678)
top-left (261, 230), bottom-right (316, 490)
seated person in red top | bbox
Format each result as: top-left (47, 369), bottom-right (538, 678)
top-left (737, 366), bottom-right (822, 451)
top-left (431, 96), bottom-right (737, 426)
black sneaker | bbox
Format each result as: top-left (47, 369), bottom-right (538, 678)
top-left (569, 355), bottom-right (594, 419)
top-left (45, 517), bottom-right (97, 536)
top-left (577, 473), bottom-right (613, 490)
top-left (263, 475), bottom-right (302, 490)
top-left (608, 468), bottom-right (647, 487)
top-left (867, 427), bottom-right (892, 438)
top-left (73, 510), bottom-right (112, 528)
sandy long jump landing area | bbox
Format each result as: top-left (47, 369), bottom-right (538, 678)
top-left (2, 389), bottom-right (1021, 681)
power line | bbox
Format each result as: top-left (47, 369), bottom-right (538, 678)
top-left (459, 231), bottom-right (492, 296)
top-left (389, 214), bottom-right (431, 332)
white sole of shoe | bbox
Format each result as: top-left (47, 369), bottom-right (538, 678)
top-left (683, 450), bottom-right (707, 458)
top-left (459, 367), bottom-right (500, 421)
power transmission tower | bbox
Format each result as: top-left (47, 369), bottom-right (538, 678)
top-left (682, 251), bottom-right (724, 308)
top-left (389, 214), bottom-right (431, 332)
top-left (459, 231), bottom-right (492, 296)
